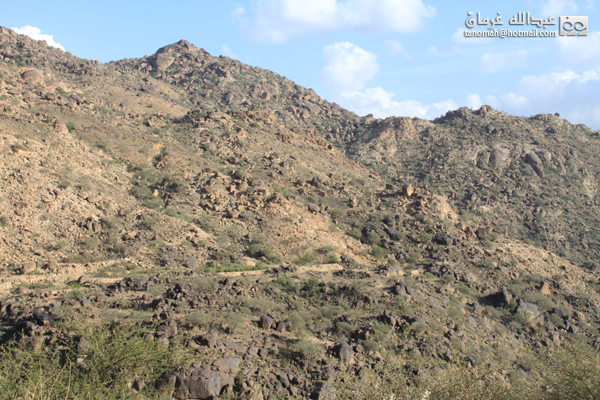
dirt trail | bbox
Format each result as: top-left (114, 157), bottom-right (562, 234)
top-left (217, 263), bottom-right (344, 277)
top-left (0, 258), bottom-right (156, 297)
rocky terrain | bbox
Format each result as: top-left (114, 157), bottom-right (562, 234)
top-left (1, 26), bottom-right (600, 399)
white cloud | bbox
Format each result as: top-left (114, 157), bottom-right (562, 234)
top-left (238, 0), bottom-right (436, 43)
top-left (335, 66), bottom-right (600, 128)
top-left (231, 6), bottom-right (246, 20)
top-left (465, 94), bottom-right (483, 109)
top-left (557, 31), bottom-right (600, 67)
top-left (340, 86), bottom-right (457, 119)
top-left (428, 45), bottom-right (438, 54)
top-left (479, 49), bottom-right (528, 73)
top-left (321, 42), bottom-right (380, 92)
top-left (386, 39), bottom-right (412, 59)
top-left (320, 41), bottom-right (455, 119)
top-left (386, 39), bottom-right (404, 55)
top-left (221, 44), bottom-right (237, 59)
top-left (451, 28), bottom-right (493, 46)
top-left (494, 93), bottom-right (530, 109)
top-left (10, 25), bottom-right (65, 51)
top-left (540, 0), bottom-right (578, 17)
top-left (472, 68), bottom-right (600, 128)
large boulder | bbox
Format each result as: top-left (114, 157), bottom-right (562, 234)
top-left (259, 315), bottom-right (273, 330)
top-left (156, 367), bottom-right (234, 399)
top-left (335, 342), bottom-right (354, 364)
top-left (431, 195), bottom-right (453, 215)
top-left (477, 151), bottom-right (490, 169)
top-left (516, 300), bottom-right (542, 323)
top-left (0, 26), bottom-right (17, 43)
top-left (212, 358), bottom-right (240, 375)
top-left (21, 70), bottom-right (39, 82)
top-left (153, 53), bottom-right (175, 71)
top-left (524, 152), bottom-right (545, 178)
top-left (490, 146), bottom-right (510, 168)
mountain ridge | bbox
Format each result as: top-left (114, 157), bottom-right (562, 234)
top-left (2, 26), bottom-right (600, 399)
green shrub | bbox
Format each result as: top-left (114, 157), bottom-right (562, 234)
top-left (349, 227), bottom-right (363, 239)
top-left (275, 276), bottom-right (296, 292)
top-left (508, 285), bottom-right (522, 297)
top-left (316, 245), bottom-right (336, 254)
top-left (66, 121), bottom-right (78, 132)
top-left (59, 176), bottom-right (71, 188)
top-left (294, 252), bottom-right (316, 265)
top-left (66, 288), bottom-right (85, 302)
top-left (420, 233), bottom-right (433, 242)
top-left (184, 310), bottom-right (214, 327)
top-left (288, 339), bottom-right (322, 359)
top-left (549, 313), bottom-right (564, 327)
top-left (371, 245), bottom-right (386, 259)
top-left (248, 244), bottom-right (282, 263)
top-left (457, 283), bottom-right (473, 295)
top-left (186, 276), bottom-right (218, 294)
top-left (164, 207), bottom-right (191, 222)
top-left (336, 321), bottom-right (356, 339)
top-left (324, 254), bottom-right (340, 263)
top-left (535, 295), bottom-right (555, 311)
top-left (447, 307), bottom-right (464, 321)
top-left (83, 237), bottom-right (99, 249)
top-left (363, 339), bottom-right (379, 352)
top-left (286, 313), bottom-right (307, 333)
top-left (441, 273), bottom-right (455, 285)
top-left (406, 252), bottom-right (421, 264)
top-left (367, 231), bottom-right (382, 245)
top-left (331, 355), bottom-right (509, 400)
top-left (303, 276), bottom-right (322, 297)
top-left (250, 233), bottom-right (266, 244)
top-left (222, 312), bottom-right (246, 332)
top-left (317, 305), bottom-right (345, 319)
top-left (261, 247), bottom-right (283, 263)
top-left (0, 323), bottom-right (177, 399)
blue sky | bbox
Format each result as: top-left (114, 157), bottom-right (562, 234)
top-left (4, 0), bottom-right (600, 129)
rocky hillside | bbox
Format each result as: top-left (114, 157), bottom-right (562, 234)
top-left (344, 106), bottom-right (600, 268)
top-left (2, 26), bottom-right (600, 399)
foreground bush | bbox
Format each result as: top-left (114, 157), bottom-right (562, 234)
top-left (330, 344), bottom-right (600, 400)
top-left (330, 356), bottom-right (509, 400)
top-left (0, 323), bottom-right (177, 400)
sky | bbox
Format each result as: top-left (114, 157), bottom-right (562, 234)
top-left (3, 0), bottom-right (600, 129)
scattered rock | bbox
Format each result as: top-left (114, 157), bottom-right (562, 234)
top-left (259, 315), bottom-right (273, 330)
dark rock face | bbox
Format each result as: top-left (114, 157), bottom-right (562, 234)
top-left (482, 288), bottom-right (512, 308)
top-left (156, 367), bottom-right (234, 399)
top-left (333, 342), bottom-right (354, 365)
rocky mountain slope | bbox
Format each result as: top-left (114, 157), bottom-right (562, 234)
top-left (344, 104), bottom-right (600, 268)
top-left (1, 26), bottom-right (600, 399)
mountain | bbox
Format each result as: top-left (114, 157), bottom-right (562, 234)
top-left (344, 106), bottom-right (600, 267)
top-left (1, 26), bottom-right (600, 399)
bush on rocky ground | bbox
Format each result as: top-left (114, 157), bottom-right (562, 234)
top-left (0, 322), bottom-right (178, 399)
